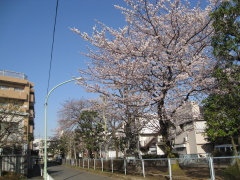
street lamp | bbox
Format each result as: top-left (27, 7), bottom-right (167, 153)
top-left (44, 77), bottom-right (81, 179)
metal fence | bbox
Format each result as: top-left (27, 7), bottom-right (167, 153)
top-left (0, 70), bottom-right (28, 80)
top-left (0, 155), bottom-right (34, 176)
top-left (63, 156), bottom-right (240, 180)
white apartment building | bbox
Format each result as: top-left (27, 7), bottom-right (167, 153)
top-left (33, 138), bottom-right (58, 159)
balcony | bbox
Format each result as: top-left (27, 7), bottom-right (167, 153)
top-left (29, 117), bottom-right (34, 126)
top-left (0, 89), bottom-right (27, 100)
top-left (174, 144), bottom-right (186, 148)
top-left (29, 109), bottom-right (34, 118)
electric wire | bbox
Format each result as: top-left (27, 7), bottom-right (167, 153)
top-left (46, 0), bottom-right (59, 95)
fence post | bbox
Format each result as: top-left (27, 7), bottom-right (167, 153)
top-left (168, 158), bottom-right (172, 180)
top-left (83, 159), bottom-right (84, 168)
top-left (0, 156), bottom-right (2, 176)
top-left (15, 156), bottom-right (18, 174)
top-left (101, 158), bottom-right (103, 171)
top-left (209, 157), bottom-right (215, 180)
top-left (111, 159), bottom-right (113, 173)
top-left (124, 159), bottom-right (126, 175)
top-left (141, 159), bottom-right (145, 178)
top-left (94, 159), bottom-right (96, 170)
top-left (88, 159), bottom-right (89, 169)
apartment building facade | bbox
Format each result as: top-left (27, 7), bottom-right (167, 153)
top-left (0, 70), bottom-right (35, 153)
top-left (138, 102), bottom-right (213, 157)
top-left (33, 138), bottom-right (58, 159)
top-left (173, 101), bottom-right (213, 157)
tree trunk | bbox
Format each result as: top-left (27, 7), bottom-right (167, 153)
top-left (230, 136), bottom-right (240, 170)
top-left (74, 145), bottom-right (76, 159)
top-left (159, 119), bottom-right (174, 157)
top-left (68, 138), bottom-right (72, 159)
top-left (115, 146), bottom-right (119, 158)
top-left (104, 142), bottom-right (109, 159)
top-left (157, 99), bottom-right (176, 157)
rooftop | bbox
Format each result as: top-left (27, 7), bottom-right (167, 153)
top-left (0, 70), bottom-right (28, 80)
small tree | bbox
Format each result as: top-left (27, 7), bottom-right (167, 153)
top-left (58, 132), bottom-right (71, 159)
top-left (47, 137), bottom-right (60, 159)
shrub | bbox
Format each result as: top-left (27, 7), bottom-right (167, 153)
top-left (103, 159), bottom-right (124, 171)
top-left (142, 154), bottom-right (162, 159)
top-left (142, 153), bottom-right (179, 159)
top-left (211, 150), bottom-right (223, 157)
top-left (0, 171), bottom-right (26, 180)
top-left (211, 149), bottom-right (233, 157)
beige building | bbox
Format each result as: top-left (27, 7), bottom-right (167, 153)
top-left (173, 101), bottom-right (213, 157)
top-left (138, 102), bottom-right (213, 157)
top-left (0, 70), bottom-right (35, 152)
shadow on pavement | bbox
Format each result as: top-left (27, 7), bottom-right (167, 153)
top-left (47, 162), bottom-right (61, 167)
top-left (62, 172), bottom-right (84, 180)
top-left (28, 164), bottom-right (43, 179)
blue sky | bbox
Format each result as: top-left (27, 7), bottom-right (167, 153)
top-left (0, 0), bottom-right (209, 139)
top-left (0, 0), bottom-right (127, 138)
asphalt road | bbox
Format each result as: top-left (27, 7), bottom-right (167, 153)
top-left (47, 162), bottom-right (119, 180)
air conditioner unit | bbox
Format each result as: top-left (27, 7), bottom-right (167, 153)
top-left (183, 137), bottom-right (188, 142)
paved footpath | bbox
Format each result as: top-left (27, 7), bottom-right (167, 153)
top-left (47, 162), bottom-right (119, 180)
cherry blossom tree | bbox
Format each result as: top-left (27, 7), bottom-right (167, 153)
top-left (55, 98), bottom-right (91, 133)
top-left (71, 0), bottom-right (221, 156)
top-left (91, 93), bottom-right (153, 159)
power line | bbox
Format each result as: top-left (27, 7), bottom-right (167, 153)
top-left (46, 0), bottom-right (59, 95)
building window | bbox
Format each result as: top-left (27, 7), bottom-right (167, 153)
top-left (0, 102), bottom-right (8, 107)
top-left (9, 123), bottom-right (19, 132)
top-left (0, 85), bottom-right (10, 90)
top-left (0, 122), bottom-right (19, 132)
top-left (180, 124), bottom-right (184, 131)
top-left (14, 87), bottom-right (24, 92)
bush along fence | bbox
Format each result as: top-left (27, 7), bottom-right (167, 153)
top-left (0, 155), bottom-right (35, 177)
top-left (63, 156), bottom-right (240, 180)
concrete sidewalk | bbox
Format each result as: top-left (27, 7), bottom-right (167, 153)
top-left (28, 164), bottom-right (43, 179)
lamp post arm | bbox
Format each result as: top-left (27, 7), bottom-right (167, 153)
top-left (44, 77), bottom-right (82, 105)
top-left (43, 77), bottom-right (81, 179)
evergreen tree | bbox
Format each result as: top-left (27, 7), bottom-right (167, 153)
top-left (75, 111), bottom-right (104, 159)
top-left (203, 0), bottom-right (240, 167)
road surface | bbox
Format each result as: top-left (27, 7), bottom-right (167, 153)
top-left (47, 162), bottom-right (119, 180)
